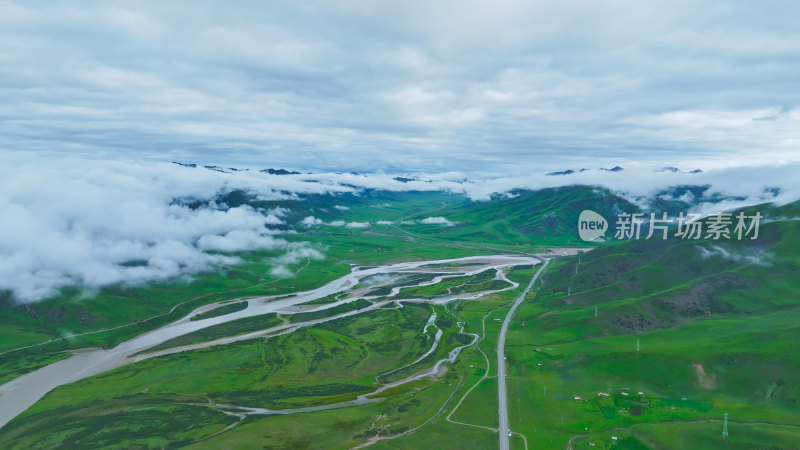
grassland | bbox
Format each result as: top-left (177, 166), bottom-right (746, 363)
top-left (503, 216), bottom-right (800, 448)
top-left (190, 301), bottom-right (248, 321)
top-left (1, 186), bottom-right (596, 364)
top-left (287, 298), bottom-right (373, 324)
top-left (138, 312), bottom-right (284, 355)
top-left (0, 223), bottom-right (503, 384)
top-left (4, 188), bottom-right (798, 448)
top-left (1, 266), bottom-right (538, 448)
top-left (394, 269), bottom-right (503, 299)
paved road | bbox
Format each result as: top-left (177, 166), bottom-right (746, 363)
top-left (498, 258), bottom-right (549, 450)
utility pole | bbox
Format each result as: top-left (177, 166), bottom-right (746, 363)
top-left (722, 412), bottom-right (729, 437)
top-left (636, 338), bottom-right (640, 352)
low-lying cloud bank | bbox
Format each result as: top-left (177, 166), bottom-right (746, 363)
top-left (419, 217), bottom-right (456, 226)
top-left (2, 152), bottom-right (798, 302)
top-left (0, 153), bottom-right (334, 303)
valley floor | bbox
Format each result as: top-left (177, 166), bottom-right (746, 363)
top-left (3, 205), bottom-right (800, 449)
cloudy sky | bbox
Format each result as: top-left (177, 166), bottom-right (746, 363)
top-left (3, 1), bottom-right (800, 302)
top-left (2, 0), bottom-right (799, 173)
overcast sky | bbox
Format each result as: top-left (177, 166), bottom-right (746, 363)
top-left (2, 0), bottom-right (799, 173)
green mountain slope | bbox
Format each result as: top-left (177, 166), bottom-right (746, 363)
top-left (505, 203), bottom-right (800, 447)
top-left (430, 186), bottom-right (637, 246)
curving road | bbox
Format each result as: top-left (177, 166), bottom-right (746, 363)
top-left (498, 258), bottom-right (549, 450)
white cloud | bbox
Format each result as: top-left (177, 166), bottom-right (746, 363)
top-left (263, 207), bottom-right (287, 225)
top-left (345, 221), bottom-right (370, 228)
top-left (196, 228), bottom-right (281, 253)
top-left (268, 265), bottom-right (293, 278)
top-left (333, 205), bottom-right (350, 210)
top-left (301, 216), bottom-right (323, 226)
top-left (697, 245), bottom-right (771, 266)
top-left (269, 245), bottom-right (324, 277)
top-left (376, 220), bottom-right (393, 225)
top-left (328, 220), bottom-right (346, 227)
top-left (0, 153), bottom-right (325, 302)
top-left (419, 216), bottom-right (456, 226)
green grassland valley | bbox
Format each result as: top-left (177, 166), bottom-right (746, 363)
top-left (1, 185), bottom-right (799, 449)
top-left (5, 1), bottom-right (800, 448)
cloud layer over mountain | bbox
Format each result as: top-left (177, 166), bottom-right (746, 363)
top-left (0, 154), bottom-right (329, 302)
top-left (2, 153), bottom-right (798, 302)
